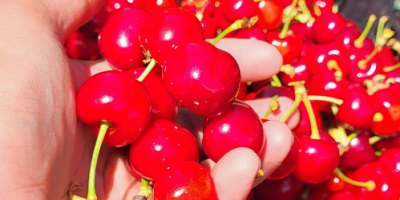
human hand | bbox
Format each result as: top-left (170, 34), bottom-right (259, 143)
top-left (0, 1), bottom-right (298, 199)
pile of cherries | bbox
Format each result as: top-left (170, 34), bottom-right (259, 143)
top-left (67, 0), bottom-right (400, 199)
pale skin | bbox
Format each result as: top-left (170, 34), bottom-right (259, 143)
top-left (0, 0), bottom-right (298, 199)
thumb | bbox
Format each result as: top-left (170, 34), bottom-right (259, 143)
top-left (44, 0), bottom-right (105, 40)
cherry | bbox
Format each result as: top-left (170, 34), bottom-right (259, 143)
top-left (293, 136), bottom-right (340, 184)
top-left (105, 0), bottom-right (145, 12)
top-left (181, 0), bottom-right (215, 16)
top-left (76, 70), bottom-right (151, 147)
top-left (266, 30), bottom-right (304, 64)
top-left (234, 26), bottom-right (268, 41)
top-left (290, 21), bottom-right (315, 42)
top-left (163, 40), bottom-right (241, 117)
top-left (128, 119), bottom-right (199, 181)
top-left (200, 14), bottom-right (219, 39)
top-left (378, 147), bottom-right (400, 180)
top-left (129, 66), bottom-right (179, 121)
top-left (312, 12), bottom-right (346, 44)
top-left (268, 134), bottom-right (300, 180)
top-left (97, 7), bottom-right (151, 70)
top-left (278, 57), bottom-right (311, 86)
top-left (255, 0), bottom-right (284, 30)
top-left (143, 0), bottom-right (179, 13)
top-left (373, 133), bottom-right (400, 151)
top-left (202, 99), bottom-right (264, 162)
top-left (312, 0), bottom-right (335, 15)
top-left (339, 131), bottom-right (377, 170)
top-left (65, 31), bottom-right (101, 60)
top-left (220, 0), bottom-right (258, 22)
top-left (347, 47), bottom-right (383, 84)
top-left (335, 88), bottom-right (377, 130)
top-left (327, 174), bottom-right (345, 192)
top-left (153, 160), bottom-right (219, 200)
top-left (253, 173), bottom-right (304, 200)
top-left (327, 189), bottom-right (359, 200)
top-left (78, 6), bottom-right (109, 36)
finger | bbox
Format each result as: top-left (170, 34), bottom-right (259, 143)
top-left (210, 147), bottom-right (262, 200)
top-left (253, 120), bottom-right (294, 186)
top-left (246, 97), bottom-right (300, 130)
top-left (44, 0), bottom-right (105, 40)
top-left (212, 38), bottom-right (282, 82)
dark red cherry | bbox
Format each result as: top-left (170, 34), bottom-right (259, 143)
top-left (139, 8), bottom-right (205, 64)
top-left (373, 133), bottom-right (400, 151)
top-left (255, 0), bottom-right (283, 30)
top-left (76, 70), bottom-right (152, 147)
top-left (290, 21), bottom-right (315, 42)
top-left (335, 88), bottom-right (376, 130)
top-left (220, 0), bottom-right (258, 22)
top-left (312, 12), bottom-right (346, 44)
top-left (154, 160), bottom-right (219, 200)
top-left (65, 31), bottom-right (101, 60)
top-left (129, 119), bottom-right (199, 181)
top-left (266, 30), bottom-right (303, 64)
top-left (253, 173), bottom-right (304, 200)
top-left (339, 131), bottom-right (377, 170)
top-left (293, 136), bottom-right (340, 184)
top-left (78, 6), bottom-right (109, 35)
top-left (129, 67), bottom-right (179, 121)
top-left (202, 99), bottom-right (264, 162)
top-left (98, 8), bottom-right (151, 70)
top-left (163, 41), bottom-right (241, 117)
top-left (327, 189), bottom-right (359, 200)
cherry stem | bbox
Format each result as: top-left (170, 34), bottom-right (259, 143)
top-left (307, 95), bottom-right (343, 105)
top-left (263, 95), bottom-right (280, 119)
top-left (303, 97), bottom-right (320, 140)
top-left (358, 48), bottom-right (378, 69)
top-left (327, 60), bottom-right (343, 81)
top-left (279, 0), bottom-right (299, 38)
top-left (87, 121), bottom-right (111, 200)
top-left (383, 62), bottom-right (400, 72)
top-left (270, 75), bottom-right (283, 87)
top-left (211, 16), bottom-right (258, 45)
top-left (297, 0), bottom-right (314, 23)
top-left (256, 169), bottom-right (265, 177)
top-left (376, 15), bottom-right (389, 43)
top-left (279, 93), bottom-right (302, 123)
top-left (334, 168), bottom-right (376, 191)
top-left (132, 178), bottom-right (152, 200)
top-left (369, 135), bottom-right (381, 145)
top-left (354, 14), bottom-right (377, 49)
top-left (137, 58), bottom-right (157, 82)
top-left (313, 4), bottom-right (322, 16)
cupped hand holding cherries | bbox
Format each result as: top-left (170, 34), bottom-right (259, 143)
top-left (65, 0), bottom-right (400, 199)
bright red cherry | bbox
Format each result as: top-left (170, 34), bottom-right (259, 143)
top-left (220, 0), bottom-right (258, 22)
top-left (129, 119), bottom-right (199, 181)
top-left (347, 47), bottom-right (383, 84)
top-left (163, 41), bottom-right (241, 117)
top-left (378, 147), bottom-right (400, 181)
top-left (278, 57), bottom-right (311, 86)
top-left (370, 87), bottom-right (400, 135)
top-left (76, 70), bottom-right (152, 147)
top-left (98, 8), bottom-right (151, 70)
top-left (105, 0), bottom-right (145, 12)
top-left (312, 12), bottom-right (346, 44)
top-left (313, 0), bottom-right (335, 14)
top-left (234, 26), bottom-right (268, 41)
top-left (153, 160), bottom-right (219, 200)
top-left (202, 99), bottom-right (265, 162)
top-left (139, 8), bottom-right (205, 64)
top-left (255, 0), bottom-right (283, 30)
top-left (327, 189), bottom-right (359, 200)
top-left (266, 30), bottom-right (303, 64)
top-left (143, 0), bottom-right (179, 13)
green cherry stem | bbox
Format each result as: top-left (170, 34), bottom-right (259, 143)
top-left (303, 96), bottom-right (320, 140)
top-left (279, 92), bottom-right (302, 123)
top-left (369, 135), bottom-right (381, 145)
top-left (211, 16), bottom-right (258, 45)
top-left (279, 0), bottom-right (299, 38)
top-left (263, 95), bottom-right (280, 119)
top-left (87, 121), bottom-right (111, 200)
top-left (270, 75), bottom-right (283, 87)
top-left (354, 14), bottom-right (376, 49)
top-left (376, 15), bottom-right (389, 44)
top-left (132, 178), bottom-right (153, 200)
top-left (334, 168), bottom-right (376, 191)
top-left (307, 95), bottom-right (343, 105)
top-left (137, 58), bottom-right (157, 82)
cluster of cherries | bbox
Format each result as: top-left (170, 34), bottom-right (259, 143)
top-left (66, 0), bottom-right (400, 199)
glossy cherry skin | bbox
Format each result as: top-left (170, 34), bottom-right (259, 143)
top-left (335, 88), bottom-right (376, 130)
top-left (255, 0), bottom-right (283, 30)
top-left (143, 0), bottom-right (179, 13)
top-left (163, 41), bottom-right (241, 117)
top-left (313, 0), bottom-right (335, 14)
top-left (220, 0), bottom-right (258, 22)
top-left (78, 6), bottom-right (109, 35)
top-left (339, 131), bottom-right (377, 170)
top-left (290, 21), bottom-right (315, 42)
top-left (139, 8), bottom-right (205, 64)
top-left (202, 99), bottom-right (264, 162)
top-left (373, 133), bottom-right (400, 151)
top-left (76, 70), bottom-right (152, 147)
top-left (293, 136), bottom-right (340, 184)
top-left (266, 30), bottom-right (303, 64)
top-left (181, 0), bottom-right (215, 16)
top-left (129, 119), bottom-right (199, 181)
top-left (200, 14), bottom-right (219, 39)
top-left (327, 189), bottom-right (359, 200)
top-left (98, 8), bottom-right (151, 70)
top-left (378, 46), bottom-right (399, 67)
top-left (348, 161), bottom-right (400, 200)
top-left (312, 12), bottom-right (346, 44)
top-left (333, 26), bottom-right (374, 52)
top-left (154, 160), bottom-right (219, 200)
top-left (253, 173), bottom-right (304, 200)
top-left (105, 0), bottom-right (145, 12)
top-left (347, 47), bottom-right (383, 84)
top-left (378, 147), bottom-right (400, 180)
top-left (234, 26), bottom-right (268, 41)
top-left (278, 57), bottom-right (311, 86)
top-left (268, 135), bottom-right (300, 180)
top-left (370, 88), bottom-right (400, 135)
top-left (65, 31), bottom-right (100, 60)
top-left (129, 67), bottom-right (179, 121)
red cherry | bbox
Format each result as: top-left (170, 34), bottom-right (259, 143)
top-left (268, 134), bottom-right (300, 180)
top-left (266, 30), bottom-right (303, 64)
top-left (255, 0), bottom-right (283, 30)
top-left (339, 131), bottom-right (377, 170)
top-left (234, 26), bottom-right (268, 41)
top-left (312, 12), bottom-right (346, 44)
top-left (181, 0), bottom-right (215, 16)
top-left (139, 8), bottom-right (205, 64)
top-left (143, 0), bottom-right (179, 13)
top-left (129, 67), bottom-right (179, 121)
top-left (129, 119), bottom-right (199, 181)
top-left (253, 173), bottom-right (304, 200)
top-left (200, 14), bottom-right (219, 39)
top-left (202, 99), bottom-right (265, 162)
top-left (220, 0), bottom-right (258, 22)
top-left (153, 160), bottom-right (219, 200)
top-left (370, 87), bottom-right (400, 135)
top-left (378, 147), bottom-right (400, 180)
top-left (290, 21), bottom-right (315, 42)
top-left (378, 46), bottom-right (399, 67)
top-left (327, 189), bottom-right (359, 200)
top-left (65, 31), bottom-right (101, 60)
top-left (76, 70), bottom-right (152, 147)
top-left (98, 8), bottom-right (151, 70)
top-left (163, 41), bottom-right (241, 117)
top-left (327, 174), bottom-right (345, 192)
top-left (347, 48), bottom-right (383, 84)
top-left (78, 6), bottom-right (109, 35)
top-left (335, 88), bottom-right (376, 130)
top-left (293, 136), bottom-right (340, 184)
top-left (312, 0), bottom-right (335, 14)
top-left (105, 0), bottom-right (145, 12)
top-left (373, 133), bottom-right (400, 151)
top-left (278, 57), bottom-right (311, 86)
